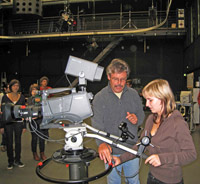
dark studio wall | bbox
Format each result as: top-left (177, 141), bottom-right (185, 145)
top-left (83, 37), bottom-right (185, 99)
top-left (183, 37), bottom-right (200, 82)
top-left (0, 37), bottom-right (185, 99)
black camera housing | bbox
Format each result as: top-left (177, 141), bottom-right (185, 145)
top-left (1, 103), bottom-right (42, 122)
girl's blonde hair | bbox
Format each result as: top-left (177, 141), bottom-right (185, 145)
top-left (142, 79), bottom-right (176, 123)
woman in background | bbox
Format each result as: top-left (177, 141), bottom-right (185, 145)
top-left (27, 83), bottom-right (47, 161)
top-left (1, 79), bottom-right (26, 169)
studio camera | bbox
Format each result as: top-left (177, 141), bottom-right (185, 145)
top-left (1, 55), bottom-right (104, 129)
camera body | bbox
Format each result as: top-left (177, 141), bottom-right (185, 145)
top-left (40, 88), bottom-right (93, 128)
top-left (1, 87), bottom-right (94, 129)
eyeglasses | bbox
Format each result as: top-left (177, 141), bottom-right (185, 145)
top-left (111, 77), bottom-right (127, 83)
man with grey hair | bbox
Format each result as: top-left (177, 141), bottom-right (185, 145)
top-left (91, 58), bottom-right (144, 184)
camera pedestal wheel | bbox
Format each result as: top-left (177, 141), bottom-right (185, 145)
top-left (36, 148), bottom-right (113, 184)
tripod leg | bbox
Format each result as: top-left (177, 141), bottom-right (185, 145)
top-left (69, 162), bottom-right (88, 183)
top-left (121, 22), bottom-right (129, 29)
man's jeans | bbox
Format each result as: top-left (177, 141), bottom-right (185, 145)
top-left (106, 155), bottom-right (140, 184)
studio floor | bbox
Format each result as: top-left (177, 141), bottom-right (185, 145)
top-left (0, 115), bottom-right (200, 184)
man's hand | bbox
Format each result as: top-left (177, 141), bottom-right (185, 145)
top-left (22, 128), bottom-right (26, 133)
top-left (126, 112), bottom-right (138, 124)
top-left (112, 156), bottom-right (121, 167)
top-left (98, 143), bottom-right (112, 164)
top-left (145, 154), bottom-right (161, 167)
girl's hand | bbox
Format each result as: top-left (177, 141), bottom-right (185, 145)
top-left (145, 154), bottom-right (161, 167)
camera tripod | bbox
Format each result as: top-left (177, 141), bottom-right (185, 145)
top-left (36, 123), bottom-right (150, 183)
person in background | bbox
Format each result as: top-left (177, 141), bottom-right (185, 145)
top-left (126, 79), bottom-right (133, 88)
top-left (39, 76), bottom-right (52, 142)
top-left (0, 83), bottom-right (10, 152)
top-left (1, 79), bottom-right (26, 169)
top-left (39, 76), bottom-right (52, 91)
top-left (112, 79), bottom-right (197, 184)
top-left (27, 83), bottom-right (47, 161)
top-left (91, 58), bottom-right (145, 184)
